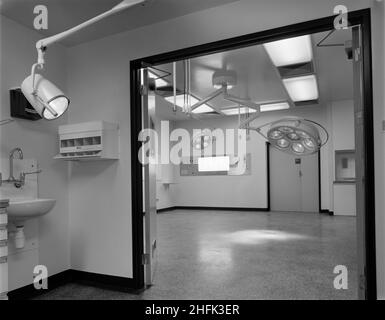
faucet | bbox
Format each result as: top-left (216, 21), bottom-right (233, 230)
top-left (0, 148), bottom-right (42, 188)
top-left (14, 169), bottom-right (42, 188)
top-left (8, 148), bottom-right (24, 182)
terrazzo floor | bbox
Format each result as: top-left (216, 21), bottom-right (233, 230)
top-left (35, 210), bottom-right (357, 300)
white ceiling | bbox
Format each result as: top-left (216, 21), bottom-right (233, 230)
top-left (154, 29), bottom-right (353, 121)
top-left (0, 0), bottom-right (239, 47)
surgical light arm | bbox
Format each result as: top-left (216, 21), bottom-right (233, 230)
top-left (31, 0), bottom-right (145, 93)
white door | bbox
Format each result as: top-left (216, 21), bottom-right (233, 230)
top-left (270, 146), bottom-right (319, 212)
top-left (141, 68), bottom-right (157, 286)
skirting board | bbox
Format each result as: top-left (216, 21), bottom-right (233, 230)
top-left (8, 270), bottom-right (138, 300)
top-left (157, 206), bottom-right (269, 213)
top-left (7, 270), bottom-right (72, 300)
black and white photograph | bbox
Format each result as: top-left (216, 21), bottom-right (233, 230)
top-left (0, 0), bottom-right (384, 309)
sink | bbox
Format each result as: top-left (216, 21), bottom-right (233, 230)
top-left (7, 199), bottom-right (56, 223)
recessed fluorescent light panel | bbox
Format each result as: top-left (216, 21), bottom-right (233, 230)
top-left (260, 102), bottom-right (290, 112)
top-left (198, 156), bottom-right (230, 172)
top-left (164, 94), bottom-right (214, 114)
top-left (263, 35), bottom-right (313, 67)
top-left (222, 107), bottom-right (257, 116)
top-left (149, 71), bottom-right (168, 87)
top-left (283, 75), bottom-right (319, 102)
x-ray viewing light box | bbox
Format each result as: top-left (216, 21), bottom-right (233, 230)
top-left (198, 156), bottom-right (230, 172)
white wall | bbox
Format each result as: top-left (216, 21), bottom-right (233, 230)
top-left (173, 116), bottom-right (268, 208)
top-left (0, 16), bottom-right (69, 289)
top-left (65, 0), bottom-right (384, 296)
top-left (173, 104), bottom-right (332, 209)
top-left (331, 100), bottom-right (355, 150)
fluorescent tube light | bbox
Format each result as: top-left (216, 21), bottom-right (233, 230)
top-left (263, 35), bottom-right (313, 67)
top-left (222, 107), bottom-right (257, 116)
top-left (260, 102), bottom-right (290, 112)
top-left (164, 94), bottom-right (214, 113)
top-left (149, 71), bottom-right (168, 87)
top-left (282, 75), bottom-right (319, 102)
top-left (198, 156), bottom-right (230, 172)
top-left (192, 104), bottom-right (215, 114)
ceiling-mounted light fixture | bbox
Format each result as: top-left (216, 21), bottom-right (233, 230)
top-left (282, 75), bottom-right (319, 102)
top-left (148, 71), bottom-right (168, 87)
top-left (21, 73), bottom-right (69, 120)
top-left (240, 116), bottom-right (328, 156)
top-left (21, 0), bottom-right (145, 120)
top-left (164, 94), bottom-right (214, 114)
top-left (260, 101), bottom-right (290, 112)
top-left (263, 35), bottom-right (313, 67)
top-left (221, 101), bottom-right (290, 116)
top-left (222, 107), bottom-right (257, 116)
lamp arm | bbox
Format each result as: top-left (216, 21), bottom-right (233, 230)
top-left (238, 111), bottom-right (262, 129)
top-left (190, 89), bottom-right (223, 112)
top-left (35, 0), bottom-right (145, 63)
top-left (223, 87), bottom-right (261, 111)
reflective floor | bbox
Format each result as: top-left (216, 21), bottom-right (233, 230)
top-left (35, 210), bottom-right (357, 300)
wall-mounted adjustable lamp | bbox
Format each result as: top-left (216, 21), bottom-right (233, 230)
top-left (21, 0), bottom-right (145, 120)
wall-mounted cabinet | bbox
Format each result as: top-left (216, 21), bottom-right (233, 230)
top-left (335, 150), bottom-right (356, 182)
top-left (54, 121), bottom-right (119, 161)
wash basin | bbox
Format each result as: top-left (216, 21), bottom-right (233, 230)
top-left (7, 199), bottom-right (56, 223)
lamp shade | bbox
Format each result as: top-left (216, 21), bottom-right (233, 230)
top-left (21, 74), bottom-right (69, 120)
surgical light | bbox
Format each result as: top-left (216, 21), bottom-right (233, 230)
top-left (21, 73), bottom-right (69, 120)
top-left (192, 129), bottom-right (213, 150)
top-left (265, 117), bottom-right (328, 155)
top-left (240, 115), bottom-right (328, 156)
top-left (21, 0), bottom-right (145, 120)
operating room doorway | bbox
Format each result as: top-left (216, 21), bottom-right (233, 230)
top-left (131, 10), bottom-right (376, 300)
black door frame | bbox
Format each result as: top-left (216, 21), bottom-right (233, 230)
top-left (130, 9), bottom-right (376, 299)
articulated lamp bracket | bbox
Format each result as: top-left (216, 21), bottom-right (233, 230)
top-left (22, 0), bottom-right (145, 121)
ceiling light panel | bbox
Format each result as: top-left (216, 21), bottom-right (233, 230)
top-left (282, 75), bottom-right (319, 102)
top-left (222, 107), bottom-right (257, 116)
top-left (164, 94), bottom-right (214, 114)
top-left (149, 71), bottom-right (168, 87)
top-left (260, 102), bottom-right (290, 112)
top-left (263, 35), bottom-right (313, 67)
